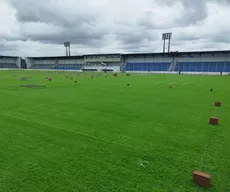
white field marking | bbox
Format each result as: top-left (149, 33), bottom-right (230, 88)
top-left (138, 159), bottom-right (150, 168)
top-left (168, 82), bottom-right (177, 85)
top-left (182, 83), bottom-right (189, 86)
top-left (155, 81), bottom-right (164, 84)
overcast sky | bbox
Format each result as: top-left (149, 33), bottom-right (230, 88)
top-left (0, 0), bottom-right (230, 57)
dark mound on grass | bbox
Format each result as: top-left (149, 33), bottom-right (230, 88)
top-left (20, 77), bottom-right (28, 81)
top-left (20, 85), bottom-right (46, 88)
top-left (82, 69), bottom-right (98, 71)
top-left (102, 69), bottom-right (113, 72)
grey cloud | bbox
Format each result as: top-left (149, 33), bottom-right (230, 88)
top-left (138, 11), bottom-right (155, 29)
top-left (171, 41), bottom-right (184, 46)
top-left (22, 25), bottom-right (108, 45)
top-left (116, 32), bottom-right (144, 44)
top-left (155, 0), bottom-right (208, 27)
top-left (177, 0), bottom-right (207, 25)
top-left (6, 0), bottom-right (108, 46)
top-left (212, 0), bottom-right (230, 5)
top-left (119, 42), bottom-right (150, 50)
top-left (153, 0), bottom-right (230, 28)
top-left (173, 32), bottom-right (201, 41)
top-left (195, 41), bottom-right (223, 50)
top-left (0, 42), bottom-right (18, 53)
top-left (157, 0), bottom-right (230, 6)
top-left (213, 36), bottom-right (230, 43)
top-left (157, 0), bottom-right (230, 24)
top-left (2, 0), bottom-right (230, 56)
top-left (1, 36), bottom-right (28, 42)
top-left (171, 39), bottom-right (207, 48)
top-left (8, 0), bottom-right (100, 28)
top-left (115, 29), bottom-right (158, 45)
top-left (173, 31), bottom-right (230, 45)
top-left (138, 0), bottom-right (208, 29)
top-left (211, 32), bottom-right (230, 43)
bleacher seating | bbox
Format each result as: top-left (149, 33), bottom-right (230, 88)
top-left (0, 63), bottom-right (18, 68)
top-left (175, 62), bottom-right (230, 72)
top-left (225, 63), bottom-right (230, 72)
top-left (123, 61), bottom-right (230, 72)
top-left (123, 62), bottom-right (170, 71)
top-left (53, 64), bottom-right (84, 70)
top-left (30, 64), bottom-right (54, 69)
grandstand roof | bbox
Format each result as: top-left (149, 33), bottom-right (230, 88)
top-left (27, 55), bottom-right (84, 59)
top-left (84, 53), bottom-right (121, 56)
top-left (27, 50), bottom-right (230, 59)
top-left (0, 55), bottom-right (19, 59)
top-left (124, 50), bottom-right (230, 56)
top-left (28, 53), bottom-right (121, 59)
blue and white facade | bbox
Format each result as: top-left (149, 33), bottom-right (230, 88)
top-left (1, 50), bottom-right (230, 73)
top-left (123, 51), bottom-right (230, 72)
top-left (0, 56), bottom-right (20, 69)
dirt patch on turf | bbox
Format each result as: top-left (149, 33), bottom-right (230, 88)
top-left (20, 77), bottom-right (28, 81)
top-left (20, 84), bottom-right (46, 88)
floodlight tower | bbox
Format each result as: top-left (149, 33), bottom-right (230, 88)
top-left (162, 32), bottom-right (172, 53)
top-left (64, 42), bottom-right (71, 56)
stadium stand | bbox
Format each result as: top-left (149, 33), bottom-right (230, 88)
top-left (123, 62), bottom-right (170, 71)
top-left (82, 63), bottom-right (120, 72)
top-left (174, 62), bottom-right (230, 72)
top-left (123, 62), bottom-right (230, 72)
top-left (1, 50), bottom-right (230, 73)
top-left (0, 56), bottom-right (20, 69)
top-left (30, 64), bottom-right (54, 69)
top-left (83, 54), bottom-right (122, 72)
top-left (53, 64), bottom-right (84, 70)
top-left (123, 51), bottom-right (230, 73)
top-left (26, 56), bottom-right (85, 70)
top-left (0, 63), bottom-right (18, 68)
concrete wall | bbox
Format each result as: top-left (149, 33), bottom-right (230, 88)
top-left (25, 58), bottom-right (34, 68)
top-left (16, 57), bottom-right (21, 68)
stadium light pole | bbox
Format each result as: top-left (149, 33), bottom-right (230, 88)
top-left (69, 44), bottom-right (71, 56)
top-left (163, 38), bottom-right (166, 53)
top-left (162, 33), bottom-right (166, 53)
top-left (64, 42), bottom-right (70, 56)
top-left (168, 33), bottom-right (172, 53)
top-left (162, 33), bottom-right (172, 53)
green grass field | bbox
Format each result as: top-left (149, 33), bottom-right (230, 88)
top-left (0, 70), bottom-right (230, 192)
